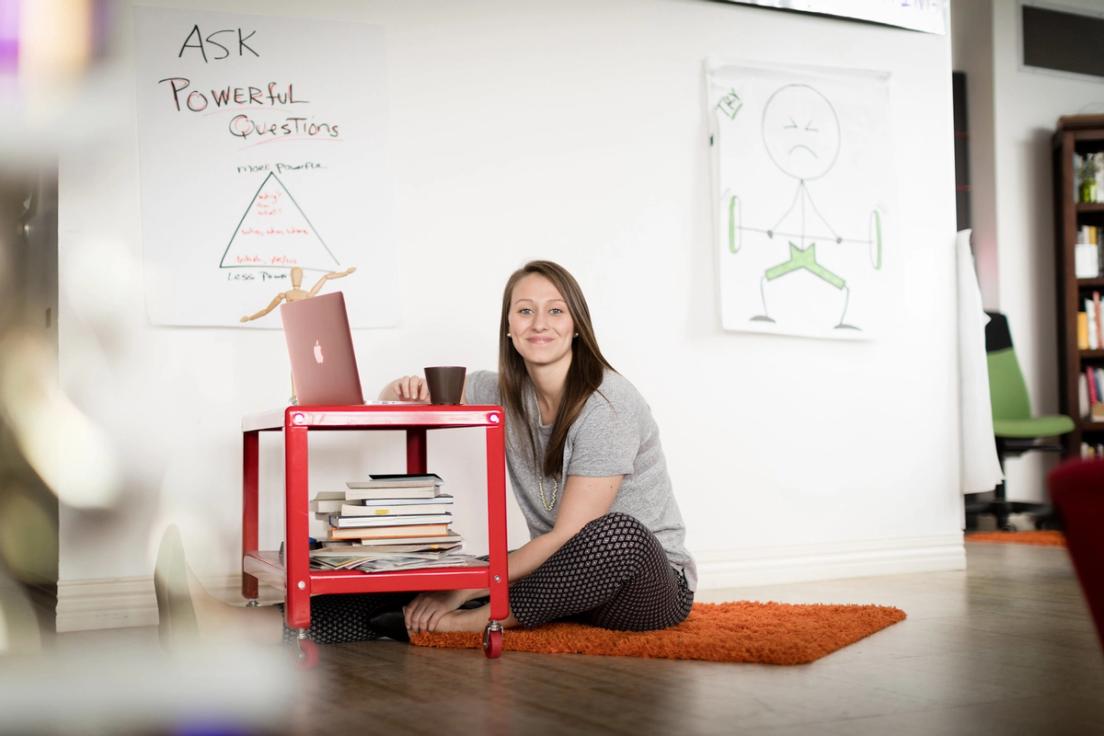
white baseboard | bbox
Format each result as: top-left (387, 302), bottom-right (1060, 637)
top-left (695, 533), bottom-right (966, 590)
top-left (56, 574), bottom-right (283, 633)
top-left (57, 537), bottom-right (965, 632)
top-left (56, 577), bottom-right (159, 633)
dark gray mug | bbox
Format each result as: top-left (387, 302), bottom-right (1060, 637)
top-left (424, 366), bottom-right (466, 405)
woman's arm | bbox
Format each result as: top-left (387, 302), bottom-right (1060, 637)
top-left (506, 474), bottom-right (622, 580)
top-left (404, 474), bottom-right (622, 632)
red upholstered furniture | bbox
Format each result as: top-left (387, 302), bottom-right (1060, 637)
top-left (1047, 458), bottom-right (1104, 653)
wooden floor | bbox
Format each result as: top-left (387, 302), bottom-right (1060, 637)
top-left (53, 543), bottom-right (1104, 735)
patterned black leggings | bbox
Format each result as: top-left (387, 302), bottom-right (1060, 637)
top-left (510, 512), bottom-right (693, 630)
top-left (284, 512), bottom-right (693, 643)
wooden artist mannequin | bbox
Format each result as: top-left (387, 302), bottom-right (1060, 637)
top-left (239, 265), bottom-right (356, 323)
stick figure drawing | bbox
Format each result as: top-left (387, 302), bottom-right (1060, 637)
top-left (710, 64), bottom-right (892, 339)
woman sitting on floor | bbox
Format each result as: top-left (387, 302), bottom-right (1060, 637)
top-left (387, 260), bottom-right (695, 635)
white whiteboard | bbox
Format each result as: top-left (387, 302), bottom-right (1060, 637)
top-left (133, 7), bottom-right (396, 328)
top-left (708, 61), bottom-right (895, 340)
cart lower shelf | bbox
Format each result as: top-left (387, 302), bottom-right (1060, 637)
top-left (244, 550), bottom-right (494, 596)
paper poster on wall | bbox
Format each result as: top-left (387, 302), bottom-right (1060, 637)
top-left (719, 0), bottom-right (946, 35)
top-left (133, 7), bottom-right (395, 327)
top-left (708, 61), bottom-right (894, 340)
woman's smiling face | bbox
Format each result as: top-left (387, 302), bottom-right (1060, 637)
top-left (508, 273), bottom-right (575, 369)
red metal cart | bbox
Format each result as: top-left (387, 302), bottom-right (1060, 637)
top-left (240, 404), bottom-right (510, 659)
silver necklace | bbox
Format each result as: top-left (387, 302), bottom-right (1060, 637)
top-left (534, 406), bottom-right (558, 512)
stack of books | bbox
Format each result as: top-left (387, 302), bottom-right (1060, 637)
top-left (309, 473), bottom-right (475, 572)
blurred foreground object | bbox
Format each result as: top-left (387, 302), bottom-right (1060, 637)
top-left (1048, 459), bottom-right (1104, 654)
top-left (0, 165), bottom-right (60, 638)
top-left (0, 641), bottom-right (298, 733)
top-left (0, 0), bottom-right (122, 164)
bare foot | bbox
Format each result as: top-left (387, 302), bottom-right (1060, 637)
top-left (432, 605), bottom-right (517, 633)
top-left (432, 607), bottom-right (486, 633)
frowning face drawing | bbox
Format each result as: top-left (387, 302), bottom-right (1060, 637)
top-left (761, 84), bottom-right (840, 182)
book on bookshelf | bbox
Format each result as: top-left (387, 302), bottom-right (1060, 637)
top-left (1076, 242), bottom-right (1100, 277)
top-left (339, 498), bottom-right (454, 517)
top-left (1087, 298), bottom-right (1099, 350)
top-left (346, 473), bottom-right (443, 489)
top-left (327, 523), bottom-right (452, 540)
top-left (1094, 291), bottom-right (1102, 348)
top-left (1095, 368), bottom-right (1104, 418)
top-left (329, 513), bottom-right (453, 528)
top-left (1078, 311), bottom-right (1090, 350)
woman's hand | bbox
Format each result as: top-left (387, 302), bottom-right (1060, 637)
top-left (403, 589), bottom-right (476, 633)
top-left (379, 375), bottom-right (430, 402)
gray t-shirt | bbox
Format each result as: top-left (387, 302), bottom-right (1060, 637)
top-left (466, 369), bottom-right (697, 591)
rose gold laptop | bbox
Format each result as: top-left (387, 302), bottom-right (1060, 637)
top-left (279, 292), bottom-right (364, 405)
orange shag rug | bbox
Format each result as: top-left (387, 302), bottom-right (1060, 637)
top-left (966, 531), bottom-right (1066, 547)
top-left (409, 601), bottom-right (906, 665)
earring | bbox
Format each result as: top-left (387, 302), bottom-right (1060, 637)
top-left (574, 333), bottom-right (579, 338)
top-left (506, 332), bottom-right (512, 337)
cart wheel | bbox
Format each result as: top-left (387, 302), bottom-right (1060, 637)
top-left (482, 621), bottom-right (504, 659)
top-left (296, 636), bottom-right (319, 670)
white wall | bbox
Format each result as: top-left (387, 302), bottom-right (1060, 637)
top-left (958, 0), bottom-right (1104, 504)
top-left (951, 0), bottom-right (999, 309)
top-left (57, 0), bottom-right (964, 629)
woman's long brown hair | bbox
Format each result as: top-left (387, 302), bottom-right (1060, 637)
top-left (498, 261), bottom-right (615, 481)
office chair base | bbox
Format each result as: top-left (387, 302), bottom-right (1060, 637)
top-left (965, 500), bottom-right (1058, 531)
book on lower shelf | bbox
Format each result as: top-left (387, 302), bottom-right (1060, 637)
top-left (335, 497), bottom-right (454, 517)
top-left (329, 513), bottom-right (453, 528)
top-left (328, 523), bottom-right (452, 540)
top-left (344, 485), bottom-right (441, 501)
top-left (346, 473), bottom-right (443, 489)
top-left (325, 533), bottom-right (463, 549)
top-left (310, 491), bottom-right (346, 514)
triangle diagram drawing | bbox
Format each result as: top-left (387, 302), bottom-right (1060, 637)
top-left (220, 172), bottom-right (341, 271)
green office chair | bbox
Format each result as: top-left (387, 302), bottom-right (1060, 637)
top-left (966, 312), bottom-right (1075, 530)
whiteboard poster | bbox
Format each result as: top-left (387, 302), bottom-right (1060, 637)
top-left (719, 0), bottom-right (946, 35)
top-left (708, 61), bottom-right (894, 340)
top-left (133, 7), bottom-right (395, 328)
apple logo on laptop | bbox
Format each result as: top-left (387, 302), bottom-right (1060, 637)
top-left (313, 339), bottom-right (325, 365)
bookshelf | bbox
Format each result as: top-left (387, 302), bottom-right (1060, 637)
top-left (1054, 115), bottom-right (1104, 456)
